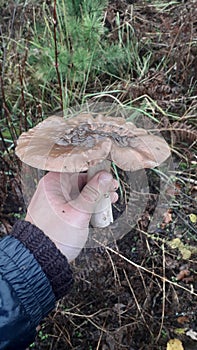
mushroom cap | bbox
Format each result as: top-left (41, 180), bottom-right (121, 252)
top-left (16, 113), bottom-right (171, 172)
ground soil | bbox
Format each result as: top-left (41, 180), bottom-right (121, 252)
top-left (0, 1), bottom-right (197, 349)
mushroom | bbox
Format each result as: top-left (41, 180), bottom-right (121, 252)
top-left (16, 113), bottom-right (171, 227)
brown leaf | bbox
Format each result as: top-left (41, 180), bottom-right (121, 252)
top-left (182, 276), bottom-right (194, 284)
top-left (177, 316), bottom-right (190, 324)
top-left (176, 269), bottom-right (190, 281)
top-left (161, 209), bottom-right (173, 228)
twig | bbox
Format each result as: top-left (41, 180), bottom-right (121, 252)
top-left (93, 239), bottom-right (197, 297)
top-left (18, 49), bottom-right (28, 131)
top-left (96, 319), bottom-right (107, 350)
top-left (53, 0), bottom-right (64, 115)
top-left (0, 3), bottom-right (17, 78)
top-left (178, 177), bottom-right (197, 185)
top-left (0, 76), bottom-right (18, 147)
top-left (123, 269), bottom-right (153, 336)
top-left (156, 242), bottom-right (166, 342)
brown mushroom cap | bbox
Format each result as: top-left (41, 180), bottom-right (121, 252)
top-left (16, 113), bottom-right (171, 172)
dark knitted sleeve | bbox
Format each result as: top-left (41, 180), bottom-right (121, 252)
top-left (10, 220), bottom-right (73, 300)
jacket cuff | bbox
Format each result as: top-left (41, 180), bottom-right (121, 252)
top-left (0, 235), bottom-right (55, 328)
top-left (10, 220), bottom-right (73, 300)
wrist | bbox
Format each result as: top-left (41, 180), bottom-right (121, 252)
top-left (10, 220), bottom-right (73, 299)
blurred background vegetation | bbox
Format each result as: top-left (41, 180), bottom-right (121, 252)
top-left (0, 1), bottom-right (196, 348)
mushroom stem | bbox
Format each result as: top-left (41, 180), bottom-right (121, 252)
top-left (87, 159), bottom-right (113, 228)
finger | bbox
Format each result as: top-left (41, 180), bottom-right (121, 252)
top-left (78, 173), bottom-right (87, 190)
top-left (40, 172), bottom-right (72, 204)
top-left (70, 174), bottom-right (117, 199)
top-left (111, 179), bottom-right (119, 192)
top-left (60, 172), bottom-right (85, 201)
top-left (71, 171), bottom-right (114, 214)
top-left (67, 173), bottom-right (87, 200)
top-left (110, 192), bottom-right (119, 203)
top-left (42, 172), bottom-right (72, 196)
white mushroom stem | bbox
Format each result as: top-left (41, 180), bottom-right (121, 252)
top-left (87, 159), bottom-right (113, 228)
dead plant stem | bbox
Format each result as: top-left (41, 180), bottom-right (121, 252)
top-left (0, 78), bottom-right (19, 144)
top-left (93, 239), bottom-right (197, 297)
top-left (156, 242), bottom-right (166, 342)
top-left (53, 0), bottom-right (64, 115)
top-left (18, 49), bottom-right (28, 131)
top-left (123, 269), bottom-right (154, 336)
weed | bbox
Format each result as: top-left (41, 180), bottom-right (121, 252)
top-left (38, 330), bottom-right (49, 341)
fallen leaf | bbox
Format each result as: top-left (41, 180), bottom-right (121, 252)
top-left (179, 247), bottom-right (192, 260)
top-left (186, 329), bottom-right (197, 340)
top-left (182, 276), bottom-right (194, 283)
top-left (166, 338), bottom-right (184, 350)
top-left (161, 209), bottom-right (173, 228)
top-left (189, 213), bottom-right (197, 224)
top-left (168, 238), bottom-right (193, 259)
top-left (174, 328), bottom-right (187, 335)
top-left (177, 316), bottom-right (190, 324)
top-left (169, 238), bottom-right (182, 250)
top-left (176, 269), bottom-right (190, 281)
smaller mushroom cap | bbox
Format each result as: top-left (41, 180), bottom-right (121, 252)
top-left (16, 113), bottom-right (171, 172)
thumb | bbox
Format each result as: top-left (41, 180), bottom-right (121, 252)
top-left (71, 171), bottom-right (113, 215)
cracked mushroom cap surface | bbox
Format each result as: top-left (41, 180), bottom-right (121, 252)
top-left (15, 113), bottom-right (171, 172)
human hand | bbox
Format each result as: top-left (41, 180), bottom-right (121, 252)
top-left (25, 171), bottom-right (118, 261)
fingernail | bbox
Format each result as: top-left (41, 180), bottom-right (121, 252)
top-left (99, 173), bottom-right (112, 185)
